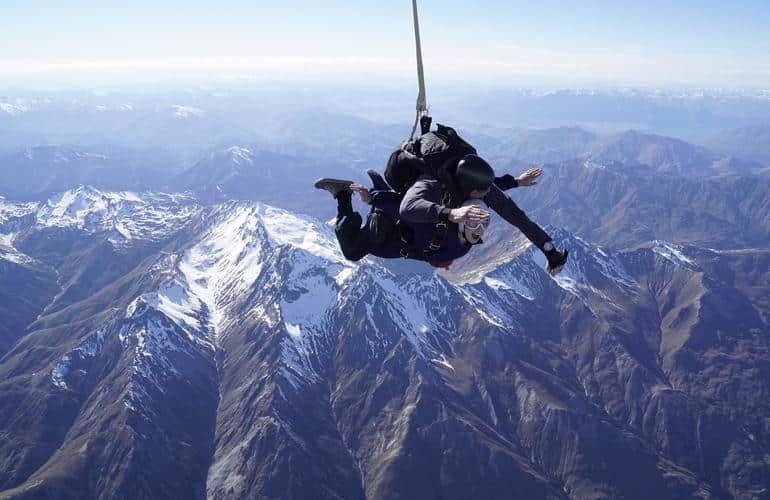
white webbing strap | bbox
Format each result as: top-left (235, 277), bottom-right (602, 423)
top-left (410, 0), bottom-right (427, 139)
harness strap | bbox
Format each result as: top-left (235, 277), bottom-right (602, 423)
top-left (397, 221), bottom-right (422, 260)
top-left (423, 191), bottom-right (452, 258)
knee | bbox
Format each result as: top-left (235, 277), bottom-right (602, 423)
top-left (335, 213), bottom-right (363, 233)
top-left (369, 211), bottom-right (396, 247)
top-left (342, 251), bottom-right (365, 262)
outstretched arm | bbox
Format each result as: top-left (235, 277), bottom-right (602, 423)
top-left (494, 174), bottom-right (519, 191)
top-left (483, 184), bottom-right (568, 275)
top-left (494, 167), bottom-right (544, 191)
top-left (484, 184), bottom-right (551, 249)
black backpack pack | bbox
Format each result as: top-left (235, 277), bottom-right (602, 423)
top-left (384, 123), bottom-right (477, 195)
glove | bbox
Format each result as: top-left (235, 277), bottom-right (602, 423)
top-left (544, 245), bottom-right (569, 276)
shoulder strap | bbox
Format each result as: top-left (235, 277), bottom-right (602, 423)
top-left (423, 191), bottom-right (453, 258)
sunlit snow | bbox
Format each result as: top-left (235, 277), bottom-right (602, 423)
top-left (653, 240), bottom-right (696, 267)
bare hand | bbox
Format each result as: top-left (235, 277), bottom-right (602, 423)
top-left (517, 167), bottom-right (543, 187)
top-left (449, 205), bottom-right (490, 225)
top-left (349, 183), bottom-right (372, 204)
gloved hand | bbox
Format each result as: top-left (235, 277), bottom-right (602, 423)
top-left (545, 247), bottom-right (568, 276)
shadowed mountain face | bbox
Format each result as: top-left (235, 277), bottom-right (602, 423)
top-left (0, 189), bottom-right (767, 499)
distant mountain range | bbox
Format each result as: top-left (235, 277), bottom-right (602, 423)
top-left (0, 145), bottom-right (185, 201)
top-left (1, 126), bottom-right (764, 221)
top-left (4, 87), bottom-right (770, 150)
top-left (173, 145), bottom-right (358, 216)
top-left (709, 123), bottom-right (770, 166)
top-left (485, 127), bottom-right (763, 177)
top-left (0, 187), bottom-right (767, 499)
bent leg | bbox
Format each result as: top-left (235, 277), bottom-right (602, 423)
top-left (334, 191), bottom-right (375, 261)
top-left (336, 211), bottom-right (373, 261)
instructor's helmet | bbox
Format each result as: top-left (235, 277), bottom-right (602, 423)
top-left (455, 154), bottom-right (495, 197)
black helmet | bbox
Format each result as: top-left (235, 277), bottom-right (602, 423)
top-left (455, 154), bottom-right (495, 195)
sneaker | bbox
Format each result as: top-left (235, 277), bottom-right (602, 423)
top-left (366, 169), bottom-right (392, 191)
top-left (314, 178), bottom-right (354, 198)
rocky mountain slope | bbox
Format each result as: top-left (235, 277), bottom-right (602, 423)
top-left (0, 188), bottom-right (767, 499)
top-left (509, 158), bottom-right (770, 250)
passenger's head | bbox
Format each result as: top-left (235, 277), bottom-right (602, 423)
top-left (455, 154), bottom-right (494, 199)
top-left (458, 200), bottom-right (490, 244)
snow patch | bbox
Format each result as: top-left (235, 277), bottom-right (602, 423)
top-left (120, 314), bottom-right (190, 410)
top-left (431, 355), bottom-right (455, 371)
top-left (51, 355), bottom-right (71, 389)
top-left (0, 102), bottom-right (30, 115)
top-left (172, 105), bottom-right (205, 118)
top-left (0, 232), bottom-right (35, 265)
top-left (50, 329), bottom-right (106, 390)
top-left (227, 146), bottom-right (253, 165)
top-left (653, 241), bottom-right (696, 267)
top-left (285, 323), bottom-right (301, 338)
top-left (484, 273), bottom-right (535, 301)
top-left (457, 286), bottom-right (511, 329)
top-left (335, 267), bottom-right (356, 286)
top-left (583, 159), bottom-right (608, 170)
top-left (258, 205), bottom-right (347, 265)
top-left (0, 199), bottom-right (38, 225)
top-left (364, 269), bottom-right (459, 359)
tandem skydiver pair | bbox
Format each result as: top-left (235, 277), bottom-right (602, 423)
top-left (315, 124), bottom-right (568, 275)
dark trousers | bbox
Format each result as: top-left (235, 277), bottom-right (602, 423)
top-left (335, 193), bottom-right (396, 262)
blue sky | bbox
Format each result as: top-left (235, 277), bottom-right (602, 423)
top-left (2, 0), bottom-right (769, 88)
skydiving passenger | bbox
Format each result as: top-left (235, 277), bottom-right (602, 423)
top-left (315, 154), bottom-right (568, 274)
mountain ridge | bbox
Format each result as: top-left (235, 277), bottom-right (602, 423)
top-left (0, 188), bottom-right (767, 498)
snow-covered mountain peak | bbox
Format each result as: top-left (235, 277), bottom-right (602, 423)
top-left (139, 202), bottom-right (351, 343)
top-left (36, 186), bottom-right (200, 243)
top-left (37, 185), bottom-right (141, 232)
top-left (107, 201), bottom-right (357, 392)
top-left (225, 146), bottom-right (254, 165)
top-left (256, 204), bottom-right (348, 265)
top-left (39, 185), bottom-right (123, 225)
